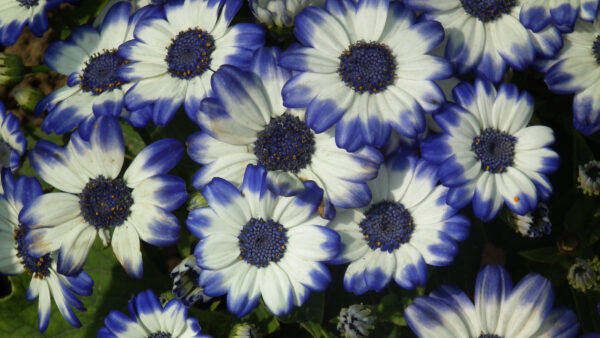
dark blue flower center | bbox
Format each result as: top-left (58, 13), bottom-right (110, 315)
top-left (460, 0), bottom-right (516, 22)
top-left (14, 227), bottom-right (52, 279)
top-left (79, 176), bottom-right (133, 229)
top-left (254, 113), bottom-right (315, 173)
top-left (165, 28), bottom-right (215, 79)
top-left (359, 201), bottom-right (414, 252)
top-left (17, 0), bottom-right (38, 8)
top-left (472, 128), bottom-right (516, 173)
top-left (238, 218), bottom-right (288, 268)
top-left (80, 49), bottom-right (127, 96)
top-left (148, 333), bottom-right (171, 338)
top-left (338, 41), bottom-right (396, 94)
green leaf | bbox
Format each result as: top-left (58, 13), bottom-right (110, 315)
top-left (243, 302), bottom-right (280, 335)
top-left (189, 307), bottom-right (238, 337)
top-left (518, 247), bottom-right (570, 268)
top-left (278, 292), bottom-right (325, 337)
top-left (0, 240), bottom-right (172, 337)
top-left (120, 121), bottom-right (146, 158)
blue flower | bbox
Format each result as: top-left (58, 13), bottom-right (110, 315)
top-left (118, 0), bottom-right (265, 126)
top-left (405, 265), bottom-right (580, 337)
top-left (98, 289), bottom-right (209, 338)
top-left (20, 116), bottom-right (187, 278)
top-left (188, 164), bottom-right (340, 317)
top-left (189, 47), bottom-right (382, 219)
top-left (421, 78), bottom-right (559, 221)
top-left (0, 0), bottom-right (75, 46)
top-left (36, 2), bottom-right (161, 137)
top-left (279, 0), bottom-right (451, 152)
top-left (329, 153), bottom-right (470, 294)
top-left (520, 0), bottom-right (600, 32)
top-left (404, 0), bottom-right (562, 84)
top-left (0, 101), bottom-right (27, 177)
top-left (545, 17), bottom-right (600, 135)
top-left (170, 255), bottom-right (211, 307)
top-left (0, 169), bottom-right (93, 332)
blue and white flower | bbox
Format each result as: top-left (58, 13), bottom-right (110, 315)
top-left (20, 116), bottom-right (187, 278)
top-left (0, 101), bottom-right (27, 176)
top-left (170, 255), bottom-right (211, 307)
top-left (249, 0), bottom-right (324, 28)
top-left (190, 47), bottom-right (382, 219)
top-left (98, 289), bottom-right (209, 338)
top-left (93, 0), bottom-right (164, 27)
top-left (118, 0), bottom-right (265, 125)
top-left (404, 0), bottom-right (562, 84)
top-left (188, 164), bottom-right (340, 317)
top-left (545, 17), bottom-right (600, 135)
top-left (279, 0), bottom-right (451, 152)
top-left (336, 304), bottom-right (374, 338)
top-left (35, 2), bottom-right (161, 137)
top-left (0, 170), bottom-right (93, 332)
top-left (0, 0), bottom-right (75, 46)
top-left (405, 265), bottom-right (580, 338)
top-left (421, 78), bottom-right (559, 221)
top-left (521, 0), bottom-right (600, 32)
top-left (329, 153), bottom-right (470, 294)
top-left (511, 201), bottom-right (552, 238)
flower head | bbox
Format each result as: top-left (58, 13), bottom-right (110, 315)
top-left (511, 202), bottom-right (552, 238)
top-left (170, 255), bottom-right (211, 307)
top-left (578, 160), bottom-right (600, 195)
top-left (336, 304), bottom-right (374, 338)
top-left (0, 170), bottom-right (93, 332)
top-left (249, 0), bottom-right (325, 28)
top-left (421, 78), bottom-right (559, 221)
top-left (330, 153), bottom-right (470, 293)
top-left (279, 0), bottom-right (451, 151)
top-left (98, 289), bottom-right (209, 337)
top-left (0, 53), bottom-right (24, 86)
top-left (118, 0), bottom-right (265, 126)
top-left (229, 322), bottom-right (259, 338)
top-left (405, 265), bottom-right (580, 337)
top-left (188, 164), bottom-right (340, 317)
top-left (190, 47), bottom-right (382, 219)
top-left (567, 257), bottom-right (600, 292)
top-left (21, 116), bottom-right (187, 278)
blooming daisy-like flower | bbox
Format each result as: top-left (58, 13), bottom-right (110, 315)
top-left (0, 101), bottom-right (26, 176)
top-left (35, 2), bottom-right (162, 137)
top-left (0, 170), bottom-right (93, 332)
top-left (0, 0), bottom-right (76, 46)
top-left (405, 265), bottom-right (580, 337)
top-left (336, 304), bottom-right (374, 338)
top-left (329, 153), bottom-right (470, 294)
top-left (545, 17), bottom-right (600, 135)
top-left (279, 0), bottom-right (451, 152)
top-left (20, 116), bottom-right (187, 278)
top-left (511, 201), bottom-right (552, 238)
top-left (421, 78), bottom-right (559, 221)
top-left (521, 0), bottom-right (600, 32)
top-left (188, 164), bottom-right (340, 317)
top-left (98, 289), bottom-right (209, 338)
top-left (404, 0), bottom-right (562, 84)
top-left (170, 255), bottom-right (211, 307)
top-left (190, 47), bottom-right (382, 219)
top-left (250, 0), bottom-right (325, 28)
top-left (118, 0), bottom-right (265, 126)
top-left (578, 160), bottom-right (600, 195)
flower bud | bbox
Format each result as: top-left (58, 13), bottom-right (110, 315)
top-left (249, 0), bottom-right (325, 28)
top-left (12, 87), bottom-right (44, 112)
top-left (0, 53), bottom-right (25, 87)
top-left (337, 304), bottom-right (374, 338)
top-left (567, 257), bottom-right (600, 292)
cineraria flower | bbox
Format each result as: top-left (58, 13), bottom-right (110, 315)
top-left (329, 153), bottom-right (470, 293)
top-left (521, 0), bottom-right (600, 32)
top-left (170, 255), bottom-right (211, 307)
top-left (421, 78), bottom-right (559, 221)
top-left (249, 0), bottom-right (325, 28)
top-left (118, 0), bottom-right (265, 125)
top-left (0, 101), bottom-right (27, 175)
top-left (0, 170), bottom-right (93, 332)
top-left (21, 116), bottom-right (187, 278)
top-left (511, 201), bottom-right (552, 238)
top-left (336, 304), bottom-right (374, 338)
top-left (578, 160), bottom-right (600, 195)
top-left (0, 0), bottom-right (75, 46)
top-left (404, 0), bottom-right (562, 84)
top-left (190, 47), bottom-right (382, 219)
top-left (229, 322), bottom-right (259, 338)
top-left (567, 257), bottom-right (600, 292)
top-left (98, 289), bottom-right (209, 338)
top-left (36, 2), bottom-right (161, 137)
top-left (546, 17), bottom-right (600, 135)
top-left (279, 0), bottom-right (451, 151)
top-left (405, 265), bottom-right (580, 337)
top-left (188, 164), bottom-right (340, 317)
